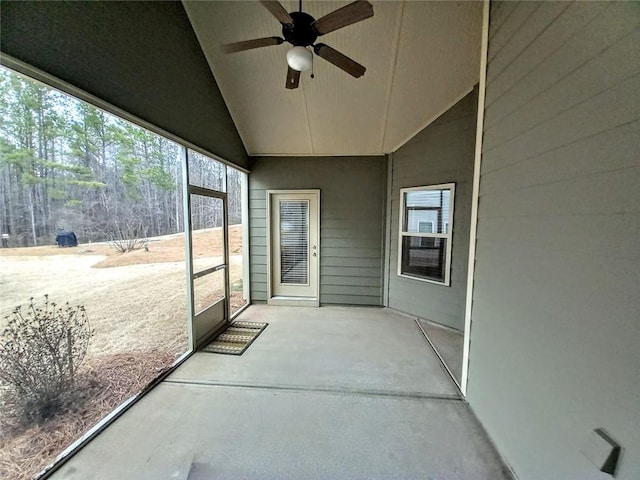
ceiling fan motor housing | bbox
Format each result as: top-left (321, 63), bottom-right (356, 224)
top-left (282, 11), bottom-right (318, 46)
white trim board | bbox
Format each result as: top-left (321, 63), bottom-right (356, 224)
top-left (461, 0), bottom-right (490, 397)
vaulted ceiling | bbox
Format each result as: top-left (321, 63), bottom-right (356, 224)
top-left (183, 1), bottom-right (482, 156)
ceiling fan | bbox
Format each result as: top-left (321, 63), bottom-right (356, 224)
top-left (223, 0), bottom-right (374, 89)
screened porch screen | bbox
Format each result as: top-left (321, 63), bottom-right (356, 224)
top-left (280, 200), bottom-right (309, 284)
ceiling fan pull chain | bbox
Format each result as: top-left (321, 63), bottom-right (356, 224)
top-left (310, 47), bottom-right (315, 79)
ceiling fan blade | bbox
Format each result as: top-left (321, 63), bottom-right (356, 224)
top-left (313, 43), bottom-right (366, 78)
top-left (312, 1), bottom-right (374, 35)
top-left (223, 36), bottom-right (284, 54)
top-left (286, 66), bottom-right (301, 89)
top-left (260, 1), bottom-right (294, 25)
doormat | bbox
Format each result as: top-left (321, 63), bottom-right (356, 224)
top-left (201, 321), bottom-right (268, 355)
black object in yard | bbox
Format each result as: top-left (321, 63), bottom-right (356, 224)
top-left (56, 230), bottom-right (78, 247)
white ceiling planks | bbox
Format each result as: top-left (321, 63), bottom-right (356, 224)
top-left (304, 1), bottom-right (401, 155)
top-left (383, 1), bottom-right (483, 152)
top-left (183, 1), bottom-right (482, 156)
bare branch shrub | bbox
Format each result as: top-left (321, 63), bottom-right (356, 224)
top-left (0, 295), bottom-right (93, 424)
top-left (109, 220), bottom-right (148, 253)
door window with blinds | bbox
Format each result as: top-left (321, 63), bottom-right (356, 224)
top-left (398, 184), bottom-right (455, 286)
top-left (280, 200), bottom-right (309, 285)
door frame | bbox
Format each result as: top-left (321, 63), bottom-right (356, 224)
top-left (186, 184), bottom-right (230, 348)
top-left (266, 189), bottom-right (320, 307)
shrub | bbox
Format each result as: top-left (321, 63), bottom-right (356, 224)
top-left (0, 295), bottom-right (93, 424)
top-left (109, 220), bottom-right (148, 253)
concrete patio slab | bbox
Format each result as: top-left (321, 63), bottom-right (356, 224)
top-left (50, 382), bottom-right (510, 480)
top-left (169, 305), bottom-right (458, 397)
top-left (48, 306), bottom-right (512, 480)
top-left (418, 318), bottom-right (464, 386)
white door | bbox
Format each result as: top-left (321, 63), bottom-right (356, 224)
top-left (268, 190), bottom-right (319, 306)
top-left (188, 187), bottom-right (228, 346)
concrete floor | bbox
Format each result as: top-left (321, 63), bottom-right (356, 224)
top-left (418, 318), bottom-right (464, 386)
top-left (49, 305), bottom-right (512, 480)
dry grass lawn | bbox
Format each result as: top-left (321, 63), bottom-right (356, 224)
top-left (0, 226), bottom-right (246, 480)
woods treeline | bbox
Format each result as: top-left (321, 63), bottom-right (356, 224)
top-left (0, 68), bottom-right (243, 248)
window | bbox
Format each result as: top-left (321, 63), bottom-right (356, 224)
top-left (226, 165), bottom-right (249, 316)
top-left (279, 200), bottom-right (309, 285)
top-left (0, 63), bottom-right (251, 479)
top-left (398, 183), bottom-right (455, 285)
top-left (0, 65), bottom-right (191, 478)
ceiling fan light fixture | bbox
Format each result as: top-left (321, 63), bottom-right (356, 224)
top-left (286, 46), bottom-right (313, 72)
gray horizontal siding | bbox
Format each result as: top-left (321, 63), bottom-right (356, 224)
top-left (320, 266), bottom-right (380, 277)
top-left (485, 2), bottom-right (570, 84)
top-left (321, 247), bottom-right (381, 259)
top-left (250, 281), bottom-right (267, 292)
top-left (322, 237), bottom-right (381, 249)
top-left (479, 120), bottom-right (639, 194)
top-left (487, 1), bottom-right (540, 63)
top-left (387, 89), bottom-right (478, 331)
top-left (488, 1), bottom-right (519, 41)
top-left (319, 276), bottom-right (381, 287)
top-left (320, 285), bottom-right (380, 297)
top-left (485, 1), bottom-right (606, 111)
top-left (318, 228), bottom-right (381, 240)
top-left (322, 256), bottom-right (381, 268)
top-left (467, 3), bottom-right (640, 480)
top-left (319, 294), bottom-right (379, 306)
top-left (484, 4), bottom-right (637, 130)
top-left (249, 156), bottom-right (385, 306)
top-left (476, 214), bottom-right (640, 262)
top-left (478, 168), bottom-right (638, 218)
top-left (483, 75), bottom-right (639, 174)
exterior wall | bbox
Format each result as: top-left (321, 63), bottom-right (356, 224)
top-left (249, 156), bottom-right (385, 306)
top-left (0, 1), bottom-right (247, 169)
top-left (468, 2), bottom-right (640, 479)
top-left (387, 89), bottom-right (478, 331)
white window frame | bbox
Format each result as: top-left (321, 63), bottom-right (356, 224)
top-left (397, 183), bottom-right (455, 286)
